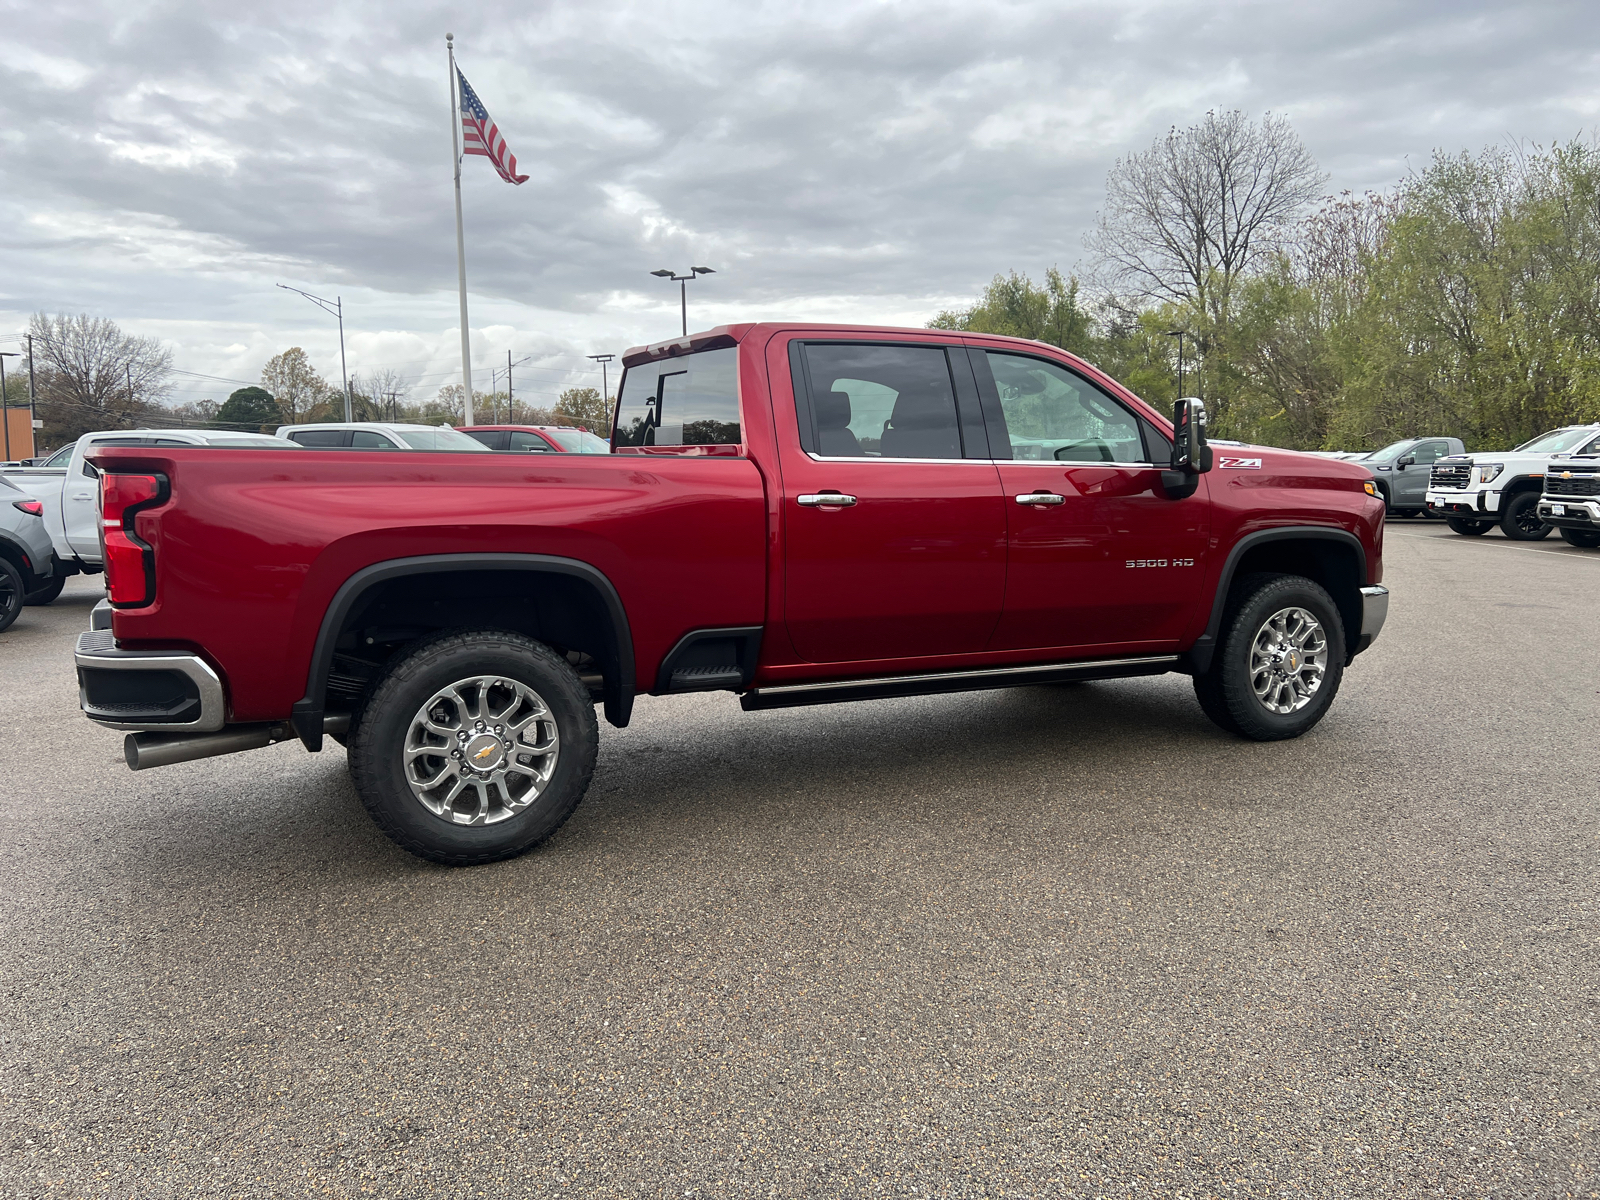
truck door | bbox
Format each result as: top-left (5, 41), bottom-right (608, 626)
top-left (780, 340), bottom-right (1006, 663)
top-left (1397, 440), bottom-right (1450, 506)
top-left (971, 349), bottom-right (1209, 653)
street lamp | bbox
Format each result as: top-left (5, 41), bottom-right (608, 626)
top-left (0, 352), bottom-right (18, 461)
top-left (1166, 328), bottom-right (1191, 400)
top-left (650, 266), bottom-right (714, 336)
top-left (586, 353), bottom-right (615, 409)
top-left (277, 284), bottom-right (353, 421)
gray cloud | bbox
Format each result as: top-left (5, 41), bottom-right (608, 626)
top-left (1, 0), bottom-right (1596, 402)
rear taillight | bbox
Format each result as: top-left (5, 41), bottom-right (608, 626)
top-left (11, 499), bottom-right (43, 516)
top-left (100, 472), bottom-right (167, 606)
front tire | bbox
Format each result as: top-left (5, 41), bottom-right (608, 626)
top-left (1193, 573), bottom-right (1346, 742)
top-left (1500, 492), bottom-right (1551, 541)
top-left (1446, 516), bottom-right (1493, 536)
top-left (1559, 527), bottom-right (1600, 548)
top-left (349, 630), bottom-right (599, 866)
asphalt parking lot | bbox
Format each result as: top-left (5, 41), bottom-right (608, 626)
top-left (2, 519), bottom-right (1596, 1199)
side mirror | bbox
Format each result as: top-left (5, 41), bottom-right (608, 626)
top-left (1396, 456), bottom-right (1414, 470)
top-left (1162, 397), bottom-right (1210, 499)
top-left (1169, 397), bottom-right (1211, 474)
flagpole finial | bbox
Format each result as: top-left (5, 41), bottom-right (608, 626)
top-left (446, 32), bottom-right (454, 43)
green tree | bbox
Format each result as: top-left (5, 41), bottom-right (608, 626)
top-left (555, 387), bottom-right (613, 433)
top-left (930, 268), bottom-right (1095, 357)
top-left (216, 386), bottom-right (281, 433)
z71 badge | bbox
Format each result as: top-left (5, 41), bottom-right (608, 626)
top-left (1218, 456), bottom-right (1262, 469)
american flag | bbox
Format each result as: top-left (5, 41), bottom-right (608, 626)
top-left (458, 68), bottom-right (527, 184)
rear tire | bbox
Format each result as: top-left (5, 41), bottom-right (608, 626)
top-left (0, 558), bottom-right (22, 632)
top-left (1500, 491), bottom-right (1551, 541)
top-left (1559, 527), bottom-right (1600, 548)
top-left (349, 630), bottom-right (599, 866)
top-left (24, 576), bottom-right (65, 605)
top-left (1192, 573), bottom-right (1346, 742)
top-left (1446, 516), bottom-right (1493, 536)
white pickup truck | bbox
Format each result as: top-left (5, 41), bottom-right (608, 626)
top-left (1425, 424), bottom-right (1600, 539)
top-left (0, 428), bottom-right (290, 576)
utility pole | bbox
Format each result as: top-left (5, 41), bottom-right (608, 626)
top-left (25, 334), bottom-right (37, 449)
top-left (0, 353), bottom-right (13, 461)
top-left (587, 354), bottom-right (615, 412)
top-left (506, 350), bottom-right (514, 424)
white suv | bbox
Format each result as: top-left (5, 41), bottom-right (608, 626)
top-left (276, 422), bottom-right (490, 452)
top-left (1425, 425), bottom-right (1600, 540)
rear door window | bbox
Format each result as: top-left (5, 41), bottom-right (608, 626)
top-left (614, 347), bottom-right (740, 447)
top-left (797, 344), bottom-right (963, 460)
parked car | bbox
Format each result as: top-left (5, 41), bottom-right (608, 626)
top-left (1537, 454), bottom-right (1600, 547)
top-left (458, 424), bottom-right (612, 454)
top-left (10, 429), bottom-right (295, 578)
top-left (74, 323), bottom-right (1388, 866)
top-left (1344, 437), bottom-right (1465, 514)
top-left (277, 422), bottom-right (491, 451)
top-left (0, 474), bottom-right (62, 629)
top-left (1426, 424), bottom-right (1600, 539)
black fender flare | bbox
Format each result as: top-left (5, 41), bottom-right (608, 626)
top-left (1185, 527), bottom-right (1368, 676)
top-left (290, 553), bottom-right (635, 749)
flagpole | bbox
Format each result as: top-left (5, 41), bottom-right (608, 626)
top-left (447, 33), bottom-right (475, 427)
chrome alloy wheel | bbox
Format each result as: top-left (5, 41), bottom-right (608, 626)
top-left (1248, 606), bottom-right (1328, 715)
top-left (403, 676), bottom-right (559, 825)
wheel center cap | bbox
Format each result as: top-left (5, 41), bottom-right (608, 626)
top-left (464, 733), bottom-right (505, 771)
top-left (1285, 650), bottom-right (1300, 672)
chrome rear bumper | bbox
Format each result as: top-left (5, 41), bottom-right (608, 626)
top-left (75, 628), bottom-right (226, 732)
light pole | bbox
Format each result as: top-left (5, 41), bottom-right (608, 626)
top-left (25, 335), bottom-right (37, 451)
top-left (586, 354), bottom-right (615, 410)
top-left (649, 267), bottom-right (714, 336)
top-left (278, 284), bottom-right (354, 421)
top-left (1167, 329), bottom-right (1190, 400)
top-left (0, 352), bottom-right (17, 461)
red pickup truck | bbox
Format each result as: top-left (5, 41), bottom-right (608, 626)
top-left (76, 324), bottom-right (1388, 865)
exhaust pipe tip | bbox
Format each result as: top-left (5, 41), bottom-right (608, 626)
top-left (123, 713), bottom-right (353, 771)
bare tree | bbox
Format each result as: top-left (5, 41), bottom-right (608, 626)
top-left (352, 367), bottom-right (411, 421)
top-left (29, 312), bottom-right (174, 443)
top-left (1087, 111), bottom-right (1327, 318)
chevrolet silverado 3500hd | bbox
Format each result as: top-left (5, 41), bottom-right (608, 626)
top-left (74, 325), bottom-right (1389, 865)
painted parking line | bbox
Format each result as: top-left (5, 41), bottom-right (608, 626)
top-left (1386, 527), bottom-right (1600, 564)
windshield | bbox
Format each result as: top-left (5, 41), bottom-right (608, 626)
top-left (546, 428), bottom-right (611, 454)
top-left (397, 427), bottom-right (491, 451)
top-left (1357, 439), bottom-right (1417, 462)
top-left (1513, 427), bottom-right (1595, 454)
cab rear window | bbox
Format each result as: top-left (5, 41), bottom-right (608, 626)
top-left (614, 347), bottom-right (740, 447)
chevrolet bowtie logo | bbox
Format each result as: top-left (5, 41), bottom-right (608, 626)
top-left (473, 744), bottom-right (497, 761)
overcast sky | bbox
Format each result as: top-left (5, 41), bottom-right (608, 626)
top-left (1, 0), bottom-right (1596, 410)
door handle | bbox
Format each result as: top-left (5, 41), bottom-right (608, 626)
top-left (72, 494), bottom-right (95, 502)
top-left (1014, 491), bottom-right (1065, 506)
top-left (797, 493), bottom-right (857, 508)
